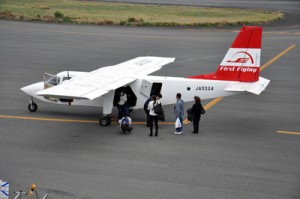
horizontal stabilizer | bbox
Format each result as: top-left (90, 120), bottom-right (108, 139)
top-left (224, 77), bottom-right (270, 95)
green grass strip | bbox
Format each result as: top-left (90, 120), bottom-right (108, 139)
top-left (0, 0), bottom-right (284, 27)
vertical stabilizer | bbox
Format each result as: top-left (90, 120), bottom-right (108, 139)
top-left (189, 26), bottom-right (262, 82)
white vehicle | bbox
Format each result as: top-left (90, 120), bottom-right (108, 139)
top-left (21, 26), bottom-right (270, 126)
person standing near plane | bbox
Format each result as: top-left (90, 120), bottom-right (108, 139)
top-left (144, 95), bottom-right (154, 127)
top-left (147, 95), bottom-right (159, 136)
top-left (155, 94), bottom-right (165, 121)
top-left (117, 88), bottom-right (128, 120)
top-left (174, 93), bottom-right (184, 135)
top-left (190, 96), bottom-right (203, 134)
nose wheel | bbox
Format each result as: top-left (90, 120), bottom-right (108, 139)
top-left (99, 115), bottom-right (112, 126)
top-left (28, 102), bottom-right (38, 112)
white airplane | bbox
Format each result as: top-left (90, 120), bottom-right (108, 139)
top-left (21, 25), bottom-right (270, 126)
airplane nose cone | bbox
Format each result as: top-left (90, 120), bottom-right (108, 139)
top-left (20, 85), bottom-right (32, 95)
top-left (20, 82), bottom-right (44, 96)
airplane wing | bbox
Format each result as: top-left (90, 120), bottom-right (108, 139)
top-left (224, 76), bottom-right (270, 95)
top-left (36, 56), bottom-right (175, 100)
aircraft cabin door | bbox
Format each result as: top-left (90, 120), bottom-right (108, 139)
top-left (140, 80), bottom-right (162, 97)
top-left (150, 83), bottom-right (162, 96)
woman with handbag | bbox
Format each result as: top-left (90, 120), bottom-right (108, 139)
top-left (147, 95), bottom-right (159, 137)
top-left (190, 96), bottom-right (204, 134)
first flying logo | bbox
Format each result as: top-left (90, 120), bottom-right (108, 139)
top-left (226, 51), bottom-right (254, 64)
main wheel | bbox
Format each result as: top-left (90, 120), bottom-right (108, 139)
top-left (99, 116), bottom-right (111, 126)
top-left (28, 102), bottom-right (38, 112)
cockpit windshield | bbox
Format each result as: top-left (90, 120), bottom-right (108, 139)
top-left (44, 73), bottom-right (60, 89)
top-left (47, 76), bottom-right (59, 85)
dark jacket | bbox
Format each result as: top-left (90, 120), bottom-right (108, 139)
top-left (191, 103), bottom-right (203, 118)
top-left (144, 97), bottom-right (152, 112)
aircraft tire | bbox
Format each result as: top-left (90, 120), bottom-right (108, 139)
top-left (99, 116), bottom-right (111, 126)
top-left (28, 102), bottom-right (38, 112)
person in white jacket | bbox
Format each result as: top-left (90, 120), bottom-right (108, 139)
top-left (147, 95), bottom-right (160, 137)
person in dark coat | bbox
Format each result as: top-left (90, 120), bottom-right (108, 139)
top-left (144, 95), bottom-right (154, 127)
top-left (190, 96), bottom-right (204, 134)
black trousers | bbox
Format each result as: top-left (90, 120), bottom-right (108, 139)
top-left (149, 115), bottom-right (158, 135)
top-left (145, 110), bottom-right (150, 126)
top-left (121, 124), bottom-right (133, 133)
top-left (193, 115), bottom-right (201, 133)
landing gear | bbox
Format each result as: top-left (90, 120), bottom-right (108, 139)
top-left (28, 98), bottom-right (38, 112)
top-left (99, 115), bottom-right (112, 126)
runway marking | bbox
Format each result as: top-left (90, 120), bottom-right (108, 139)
top-left (0, 115), bottom-right (98, 123)
top-left (260, 44), bottom-right (296, 71)
top-left (203, 97), bottom-right (224, 110)
top-left (0, 114), bottom-right (174, 125)
top-left (277, 131), bottom-right (300, 136)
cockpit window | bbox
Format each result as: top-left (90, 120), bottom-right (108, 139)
top-left (44, 73), bottom-right (60, 88)
top-left (47, 76), bottom-right (59, 85)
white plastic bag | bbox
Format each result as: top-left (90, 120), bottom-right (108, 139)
top-left (175, 117), bottom-right (181, 128)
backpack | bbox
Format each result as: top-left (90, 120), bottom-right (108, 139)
top-left (154, 103), bottom-right (164, 115)
top-left (187, 108), bottom-right (194, 122)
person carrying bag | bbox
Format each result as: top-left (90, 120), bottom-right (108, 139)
top-left (190, 96), bottom-right (205, 134)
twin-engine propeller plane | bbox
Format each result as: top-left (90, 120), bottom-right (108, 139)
top-left (21, 26), bottom-right (270, 126)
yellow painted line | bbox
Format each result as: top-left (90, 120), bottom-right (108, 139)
top-left (260, 44), bottom-right (296, 71)
top-left (0, 115), bottom-right (98, 123)
top-left (133, 121), bottom-right (174, 125)
top-left (183, 97), bottom-right (224, 124)
top-left (203, 97), bottom-right (224, 111)
top-left (0, 114), bottom-right (175, 125)
top-left (277, 131), bottom-right (300, 136)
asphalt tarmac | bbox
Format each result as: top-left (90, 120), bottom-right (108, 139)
top-left (0, 1), bottom-right (300, 199)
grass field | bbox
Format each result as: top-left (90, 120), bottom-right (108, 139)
top-left (0, 0), bottom-right (284, 27)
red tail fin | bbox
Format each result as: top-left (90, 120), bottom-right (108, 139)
top-left (189, 26), bottom-right (262, 82)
